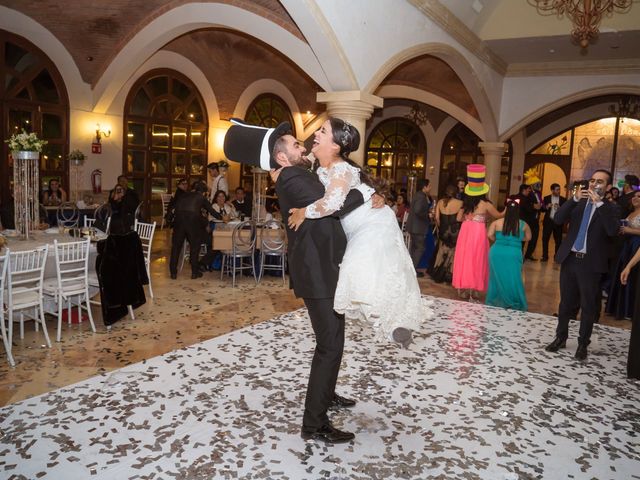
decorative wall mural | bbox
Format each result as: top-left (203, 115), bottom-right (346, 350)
top-left (614, 118), bottom-right (640, 188)
top-left (570, 119), bottom-right (615, 183)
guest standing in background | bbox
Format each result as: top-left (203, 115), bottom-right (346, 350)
top-left (516, 183), bottom-right (541, 261)
top-left (429, 184), bottom-right (462, 284)
top-left (452, 164), bottom-right (504, 301)
top-left (545, 169), bottom-right (621, 361)
top-left (619, 174), bottom-right (639, 216)
top-left (207, 162), bottom-right (229, 199)
top-left (110, 175), bottom-right (140, 231)
top-left (541, 183), bottom-right (566, 262)
top-left (620, 245), bottom-right (640, 379)
top-left (455, 177), bottom-right (466, 200)
top-left (606, 190), bottom-right (640, 320)
top-left (406, 179), bottom-right (432, 278)
top-left (486, 199), bottom-right (531, 311)
top-left (170, 181), bottom-right (216, 280)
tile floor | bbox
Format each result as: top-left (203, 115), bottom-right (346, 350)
top-left (0, 296), bottom-right (638, 479)
top-left (0, 229), bottom-right (631, 407)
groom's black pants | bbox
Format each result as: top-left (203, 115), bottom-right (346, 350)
top-left (302, 297), bottom-right (345, 430)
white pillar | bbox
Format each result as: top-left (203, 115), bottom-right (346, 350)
top-left (317, 91), bottom-right (384, 166)
top-left (479, 142), bottom-right (507, 204)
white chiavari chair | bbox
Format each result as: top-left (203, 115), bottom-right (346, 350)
top-left (0, 250), bottom-right (16, 367)
top-left (6, 246), bottom-right (51, 348)
top-left (134, 219), bottom-right (157, 298)
top-left (43, 239), bottom-right (96, 342)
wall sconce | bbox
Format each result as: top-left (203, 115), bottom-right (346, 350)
top-left (95, 123), bottom-right (111, 144)
top-left (92, 123), bottom-right (111, 154)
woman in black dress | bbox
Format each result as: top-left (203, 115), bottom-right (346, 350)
top-left (621, 246), bottom-right (640, 379)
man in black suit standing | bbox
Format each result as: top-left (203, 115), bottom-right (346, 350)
top-left (545, 169), bottom-right (621, 360)
top-left (406, 179), bottom-right (432, 277)
top-left (541, 183), bottom-right (566, 262)
top-left (224, 120), bottom-right (375, 444)
top-left (516, 184), bottom-right (541, 260)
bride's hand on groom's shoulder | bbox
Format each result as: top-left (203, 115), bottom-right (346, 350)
top-left (288, 207), bottom-right (306, 231)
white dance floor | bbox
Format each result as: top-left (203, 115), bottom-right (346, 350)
top-left (1, 297), bottom-right (638, 479)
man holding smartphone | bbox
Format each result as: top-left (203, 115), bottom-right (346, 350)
top-left (545, 169), bottom-right (621, 360)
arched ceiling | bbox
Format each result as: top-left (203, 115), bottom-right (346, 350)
top-left (411, 0), bottom-right (640, 69)
top-left (377, 55), bottom-right (479, 121)
top-left (525, 94), bottom-right (640, 137)
top-left (0, 0), bottom-right (304, 86)
top-left (162, 29), bottom-right (320, 119)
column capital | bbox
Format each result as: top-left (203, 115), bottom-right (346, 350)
top-left (478, 141), bottom-right (507, 156)
top-left (317, 91), bottom-right (384, 119)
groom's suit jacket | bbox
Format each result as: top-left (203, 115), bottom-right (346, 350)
top-left (276, 166), bottom-right (365, 299)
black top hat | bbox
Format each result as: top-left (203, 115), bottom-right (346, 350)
top-left (223, 118), bottom-right (292, 170)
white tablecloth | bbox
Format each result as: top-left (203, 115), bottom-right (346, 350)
top-left (2, 230), bottom-right (105, 315)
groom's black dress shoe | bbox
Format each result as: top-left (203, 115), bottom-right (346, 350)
top-left (545, 337), bottom-right (567, 352)
top-left (301, 423), bottom-right (355, 444)
top-left (574, 343), bottom-right (588, 361)
top-left (331, 394), bottom-right (356, 408)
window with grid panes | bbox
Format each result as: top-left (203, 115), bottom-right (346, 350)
top-left (1, 32), bottom-right (69, 206)
top-left (124, 70), bottom-right (207, 218)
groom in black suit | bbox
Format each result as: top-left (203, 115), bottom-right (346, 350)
top-left (224, 120), bottom-right (375, 444)
top-left (545, 170), bottom-right (621, 360)
top-left (271, 132), bottom-right (377, 444)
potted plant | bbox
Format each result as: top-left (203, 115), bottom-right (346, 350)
top-left (68, 149), bottom-right (86, 166)
top-left (5, 129), bottom-right (47, 160)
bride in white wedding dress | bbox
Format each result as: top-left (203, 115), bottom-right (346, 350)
top-left (288, 117), bottom-right (432, 346)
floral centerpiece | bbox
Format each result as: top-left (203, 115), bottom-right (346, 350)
top-left (5, 130), bottom-right (46, 239)
top-left (5, 129), bottom-right (47, 154)
top-left (68, 149), bottom-right (86, 165)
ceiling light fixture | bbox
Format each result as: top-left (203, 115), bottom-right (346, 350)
top-left (405, 103), bottom-right (429, 126)
top-left (609, 96), bottom-right (640, 119)
top-left (528, 0), bottom-right (633, 48)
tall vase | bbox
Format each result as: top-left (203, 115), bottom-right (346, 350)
top-left (12, 151), bottom-right (40, 240)
top-left (72, 159), bottom-right (84, 203)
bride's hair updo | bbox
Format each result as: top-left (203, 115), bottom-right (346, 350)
top-left (328, 117), bottom-right (386, 194)
top-left (329, 117), bottom-right (360, 159)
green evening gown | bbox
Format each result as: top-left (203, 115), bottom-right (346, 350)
top-left (486, 220), bottom-right (527, 311)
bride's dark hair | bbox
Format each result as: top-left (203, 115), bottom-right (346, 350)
top-left (329, 117), bottom-right (386, 194)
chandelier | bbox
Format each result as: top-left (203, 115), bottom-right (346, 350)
top-left (405, 103), bottom-right (429, 126)
top-left (609, 96), bottom-right (640, 119)
top-left (528, 0), bottom-right (633, 48)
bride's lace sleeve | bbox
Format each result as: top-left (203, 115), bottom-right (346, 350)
top-left (305, 163), bottom-right (356, 218)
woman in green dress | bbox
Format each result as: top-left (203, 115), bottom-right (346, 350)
top-left (486, 199), bottom-right (532, 311)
